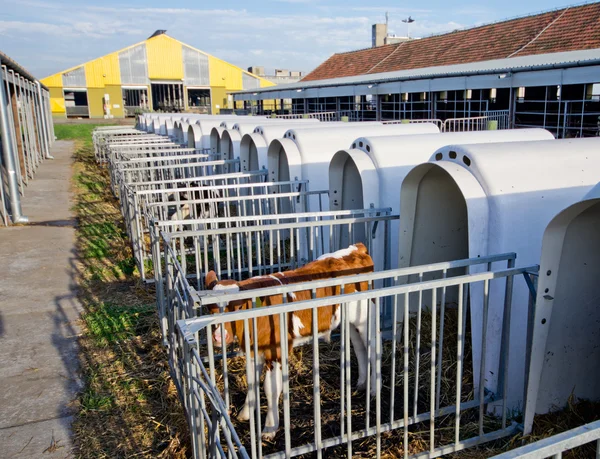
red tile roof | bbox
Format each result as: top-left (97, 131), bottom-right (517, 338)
top-left (302, 3), bottom-right (600, 82)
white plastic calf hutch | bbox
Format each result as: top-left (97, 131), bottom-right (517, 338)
top-left (150, 114), bottom-right (180, 135)
top-left (329, 129), bottom-right (555, 270)
top-left (398, 137), bottom-right (600, 414)
top-left (184, 116), bottom-right (251, 150)
top-left (152, 118), bottom-right (166, 135)
top-left (267, 123), bottom-right (440, 189)
top-left (219, 120), bottom-right (321, 164)
top-left (209, 126), bottom-right (227, 156)
top-left (523, 181), bottom-right (600, 435)
top-left (187, 119), bottom-right (239, 151)
top-left (239, 122), bottom-right (382, 173)
top-left (164, 119), bottom-right (176, 138)
top-left (174, 121), bottom-right (189, 145)
top-left (144, 115), bottom-right (157, 132)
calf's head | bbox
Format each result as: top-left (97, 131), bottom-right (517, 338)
top-left (204, 271), bottom-right (248, 347)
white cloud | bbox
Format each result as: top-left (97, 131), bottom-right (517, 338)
top-left (0, 20), bottom-right (64, 36)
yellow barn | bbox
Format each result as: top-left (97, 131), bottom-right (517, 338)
top-left (41, 30), bottom-right (275, 118)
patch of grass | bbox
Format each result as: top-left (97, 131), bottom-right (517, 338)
top-left (83, 303), bottom-right (155, 347)
top-left (55, 124), bottom-right (106, 146)
top-left (78, 221), bottom-right (122, 239)
top-left (81, 391), bottom-right (114, 412)
top-left (66, 126), bottom-right (188, 458)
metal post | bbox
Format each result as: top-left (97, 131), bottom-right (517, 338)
top-left (36, 82), bottom-right (53, 159)
top-left (0, 65), bottom-right (28, 223)
top-left (509, 85), bottom-right (516, 129)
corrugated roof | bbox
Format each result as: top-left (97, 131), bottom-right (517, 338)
top-left (302, 2), bottom-right (600, 82)
top-left (233, 48), bottom-right (600, 94)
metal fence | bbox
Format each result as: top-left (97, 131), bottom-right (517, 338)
top-left (382, 119), bottom-right (445, 130)
top-left (151, 207), bottom-right (397, 348)
top-left (382, 110), bottom-right (511, 133)
top-left (120, 171), bottom-right (286, 280)
top-left (1, 54), bottom-right (54, 225)
top-left (274, 112), bottom-right (343, 122)
top-left (111, 156), bottom-right (238, 197)
top-left (485, 110), bottom-right (511, 130)
top-left (175, 255), bottom-right (538, 458)
top-left (490, 419), bottom-right (600, 458)
top-left (135, 183), bottom-right (327, 281)
top-left (92, 123), bottom-right (544, 459)
top-left (93, 129), bottom-right (174, 163)
top-left (443, 116), bottom-right (489, 132)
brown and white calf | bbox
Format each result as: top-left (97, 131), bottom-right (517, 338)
top-left (204, 243), bottom-right (378, 440)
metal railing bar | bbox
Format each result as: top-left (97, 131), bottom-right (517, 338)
top-left (192, 253), bottom-right (518, 305)
top-left (181, 265), bottom-right (538, 337)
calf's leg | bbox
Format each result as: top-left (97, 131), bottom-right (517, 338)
top-left (239, 356), bottom-right (264, 421)
top-left (262, 361), bottom-right (283, 441)
top-left (350, 299), bottom-right (379, 397)
top-left (349, 325), bottom-right (368, 390)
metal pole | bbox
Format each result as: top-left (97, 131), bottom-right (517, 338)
top-left (36, 82), bottom-right (53, 159)
top-left (0, 64), bottom-right (28, 223)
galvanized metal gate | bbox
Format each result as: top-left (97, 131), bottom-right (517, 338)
top-left (94, 122), bottom-right (541, 459)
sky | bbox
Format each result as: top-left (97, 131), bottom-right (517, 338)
top-left (0, 0), bottom-right (585, 79)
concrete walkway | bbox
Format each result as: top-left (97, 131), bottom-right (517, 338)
top-left (0, 141), bottom-right (81, 458)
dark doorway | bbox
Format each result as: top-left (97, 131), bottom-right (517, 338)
top-left (187, 88), bottom-right (211, 114)
top-left (122, 88), bottom-right (149, 117)
top-left (151, 82), bottom-right (184, 112)
top-left (64, 90), bottom-right (89, 118)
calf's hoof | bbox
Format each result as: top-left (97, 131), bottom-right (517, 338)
top-left (237, 409), bottom-right (250, 422)
top-left (356, 381), bottom-right (367, 392)
top-left (261, 427), bottom-right (278, 441)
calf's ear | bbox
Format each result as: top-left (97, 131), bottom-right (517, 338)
top-left (205, 270), bottom-right (219, 290)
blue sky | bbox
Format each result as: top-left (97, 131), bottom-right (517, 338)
top-left (0, 0), bottom-right (583, 79)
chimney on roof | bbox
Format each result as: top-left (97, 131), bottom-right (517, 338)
top-left (248, 66), bottom-right (265, 77)
top-left (148, 30), bottom-right (167, 39)
top-left (372, 23), bottom-right (388, 47)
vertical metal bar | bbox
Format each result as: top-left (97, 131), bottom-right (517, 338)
top-left (501, 259), bottom-right (515, 429)
top-left (390, 278), bottom-right (399, 423)
top-left (413, 272), bottom-right (424, 418)
top-left (375, 295), bottom-right (382, 459)
top-left (31, 79), bottom-right (48, 160)
top-left (251, 314), bottom-right (263, 459)
top-left (243, 319), bottom-right (258, 459)
top-left (4, 69), bottom-right (24, 194)
top-left (247, 231), bottom-right (254, 277)
top-left (221, 321), bottom-right (230, 412)
top-left (339, 296), bottom-right (346, 441)
top-left (344, 300), bottom-right (353, 457)
top-left (403, 292), bottom-right (409, 459)
top-left (312, 290), bottom-right (323, 458)
top-left (14, 74), bottom-right (31, 182)
top-left (21, 78), bottom-right (36, 174)
top-left (435, 269), bottom-right (448, 410)
top-left (279, 310), bottom-right (292, 458)
top-left (35, 82), bottom-right (52, 159)
top-left (430, 287), bottom-right (437, 452)
top-left (365, 282), bottom-right (372, 431)
top-left (479, 278), bottom-right (490, 437)
top-left (0, 65), bottom-right (27, 223)
top-left (455, 283), bottom-right (465, 445)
